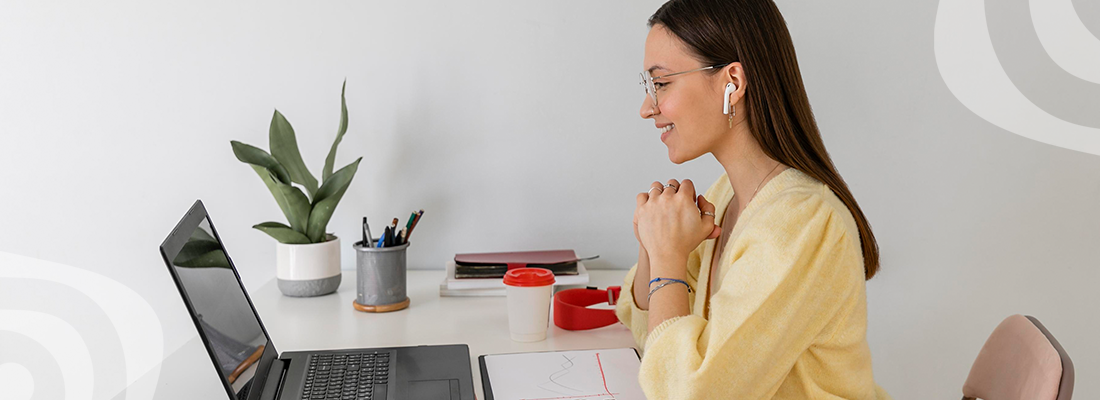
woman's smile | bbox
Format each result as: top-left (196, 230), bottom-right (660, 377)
top-left (660, 123), bottom-right (675, 142)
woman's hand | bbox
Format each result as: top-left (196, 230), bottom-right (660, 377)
top-left (636, 179), bottom-right (721, 265)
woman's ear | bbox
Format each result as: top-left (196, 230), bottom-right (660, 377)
top-left (722, 62), bottom-right (746, 105)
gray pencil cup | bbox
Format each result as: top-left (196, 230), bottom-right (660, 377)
top-left (352, 240), bottom-right (410, 313)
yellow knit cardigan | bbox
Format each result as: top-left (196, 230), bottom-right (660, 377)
top-left (615, 168), bottom-right (890, 399)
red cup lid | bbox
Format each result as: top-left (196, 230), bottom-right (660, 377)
top-left (503, 268), bottom-right (555, 287)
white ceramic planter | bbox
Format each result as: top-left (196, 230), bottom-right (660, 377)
top-left (276, 235), bottom-right (342, 297)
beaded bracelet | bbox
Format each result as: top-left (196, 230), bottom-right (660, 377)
top-left (647, 279), bottom-right (693, 301)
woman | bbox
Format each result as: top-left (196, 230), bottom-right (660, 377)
top-left (614, 0), bottom-right (891, 399)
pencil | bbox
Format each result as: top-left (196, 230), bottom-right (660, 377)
top-left (405, 211), bottom-right (417, 232)
top-left (406, 210), bottom-right (424, 239)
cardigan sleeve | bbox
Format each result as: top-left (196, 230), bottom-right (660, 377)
top-left (616, 247), bottom-right (704, 351)
top-left (614, 264), bottom-right (651, 349)
top-left (638, 188), bottom-right (866, 399)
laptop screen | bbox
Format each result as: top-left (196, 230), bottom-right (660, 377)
top-left (168, 215), bottom-right (268, 398)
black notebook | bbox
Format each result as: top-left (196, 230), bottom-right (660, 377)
top-left (453, 250), bottom-right (588, 279)
top-left (454, 262), bottom-right (578, 278)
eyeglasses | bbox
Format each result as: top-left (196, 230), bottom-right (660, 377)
top-left (639, 63), bottom-right (730, 108)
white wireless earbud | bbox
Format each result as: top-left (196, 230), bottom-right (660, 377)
top-left (723, 83), bottom-right (737, 115)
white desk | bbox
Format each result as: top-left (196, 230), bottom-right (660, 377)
top-left (249, 269), bottom-right (637, 399)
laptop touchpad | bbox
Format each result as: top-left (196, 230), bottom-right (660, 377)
top-left (407, 379), bottom-right (460, 400)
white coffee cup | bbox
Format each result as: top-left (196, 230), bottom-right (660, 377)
top-left (502, 268), bottom-right (556, 342)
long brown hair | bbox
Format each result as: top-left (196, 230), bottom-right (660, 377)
top-left (650, 0), bottom-right (881, 279)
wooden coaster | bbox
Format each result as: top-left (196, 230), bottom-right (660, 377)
top-left (353, 298), bottom-right (410, 313)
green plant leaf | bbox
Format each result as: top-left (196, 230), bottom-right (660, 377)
top-left (231, 140), bottom-right (291, 184)
top-left (312, 156), bottom-right (360, 205)
top-left (269, 110), bottom-right (318, 199)
top-left (250, 165), bottom-right (311, 233)
top-left (306, 157), bottom-right (362, 242)
top-left (253, 221), bottom-right (311, 244)
top-left (323, 80), bottom-right (349, 182)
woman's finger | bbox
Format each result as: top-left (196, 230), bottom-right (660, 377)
top-left (680, 179), bottom-right (697, 199)
top-left (664, 179), bottom-right (680, 195)
top-left (699, 195), bottom-right (721, 239)
top-left (637, 192), bottom-right (649, 207)
top-left (647, 181), bottom-right (664, 198)
top-left (697, 194), bottom-right (716, 216)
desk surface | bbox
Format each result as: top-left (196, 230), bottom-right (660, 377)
top-left (249, 269), bottom-right (637, 399)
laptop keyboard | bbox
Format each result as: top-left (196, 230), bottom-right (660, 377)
top-left (303, 352), bottom-right (391, 400)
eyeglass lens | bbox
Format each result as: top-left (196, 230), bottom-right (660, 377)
top-left (640, 71), bottom-right (657, 107)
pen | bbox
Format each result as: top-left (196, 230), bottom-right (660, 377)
top-left (362, 217), bottom-right (374, 247)
top-left (377, 229), bottom-right (386, 248)
top-left (397, 228), bottom-right (406, 245)
top-left (390, 217), bottom-right (398, 232)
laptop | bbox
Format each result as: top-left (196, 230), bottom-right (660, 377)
top-left (159, 200), bottom-right (475, 400)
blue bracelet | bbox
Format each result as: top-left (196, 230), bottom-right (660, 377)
top-left (649, 277), bottom-right (690, 288)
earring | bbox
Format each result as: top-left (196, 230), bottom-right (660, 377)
top-left (729, 111), bottom-right (734, 128)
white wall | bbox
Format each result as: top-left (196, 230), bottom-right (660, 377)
top-left (1, 1), bottom-right (1098, 399)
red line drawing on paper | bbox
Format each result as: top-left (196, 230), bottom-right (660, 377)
top-left (596, 352), bottom-right (615, 398)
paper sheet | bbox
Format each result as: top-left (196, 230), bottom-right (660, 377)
top-left (482, 348), bottom-right (645, 400)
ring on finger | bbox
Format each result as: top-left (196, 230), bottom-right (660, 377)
top-left (648, 187), bottom-right (663, 195)
top-left (664, 183), bottom-right (678, 190)
top-left (701, 211), bottom-right (716, 217)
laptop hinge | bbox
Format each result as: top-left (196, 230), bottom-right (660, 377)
top-left (258, 358), bottom-right (289, 400)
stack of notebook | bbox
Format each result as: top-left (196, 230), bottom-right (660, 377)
top-left (439, 250), bottom-right (593, 297)
top-left (453, 249), bottom-right (588, 278)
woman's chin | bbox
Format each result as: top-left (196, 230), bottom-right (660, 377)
top-left (667, 149), bottom-right (686, 164)
top-left (667, 148), bottom-right (701, 164)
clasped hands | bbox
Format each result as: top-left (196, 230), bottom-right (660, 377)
top-left (634, 179), bottom-right (722, 270)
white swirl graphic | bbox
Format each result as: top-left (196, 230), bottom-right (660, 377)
top-left (0, 251), bottom-right (163, 400)
top-left (0, 362), bottom-right (36, 400)
top-left (935, 0), bottom-right (1100, 156)
top-left (1030, 0), bottom-right (1100, 84)
top-left (0, 311), bottom-right (93, 400)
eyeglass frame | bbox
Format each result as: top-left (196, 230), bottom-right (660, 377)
top-left (639, 63), bottom-right (731, 108)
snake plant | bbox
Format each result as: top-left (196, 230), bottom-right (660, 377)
top-left (230, 81), bottom-right (362, 244)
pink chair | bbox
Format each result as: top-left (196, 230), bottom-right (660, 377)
top-left (962, 314), bottom-right (1074, 400)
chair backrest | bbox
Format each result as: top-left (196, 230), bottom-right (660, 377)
top-left (961, 314), bottom-right (1074, 400)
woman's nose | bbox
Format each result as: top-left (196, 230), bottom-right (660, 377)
top-left (639, 96), bottom-right (656, 119)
